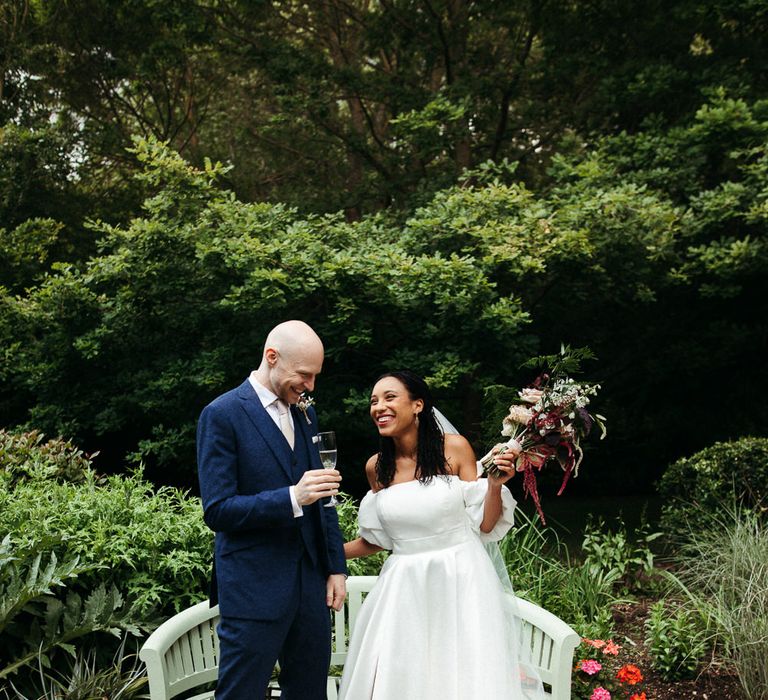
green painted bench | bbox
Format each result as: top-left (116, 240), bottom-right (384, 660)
top-left (139, 575), bottom-right (579, 699)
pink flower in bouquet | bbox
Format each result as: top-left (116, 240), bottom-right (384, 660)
top-left (590, 688), bottom-right (611, 700)
top-left (502, 405), bottom-right (533, 435)
top-left (519, 387), bottom-right (543, 404)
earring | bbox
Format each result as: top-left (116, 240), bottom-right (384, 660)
top-left (414, 412), bottom-right (420, 427)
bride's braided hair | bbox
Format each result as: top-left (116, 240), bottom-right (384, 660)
top-left (374, 370), bottom-right (449, 488)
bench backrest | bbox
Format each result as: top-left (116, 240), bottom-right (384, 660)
top-left (139, 575), bottom-right (579, 700)
top-left (140, 601), bottom-right (220, 700)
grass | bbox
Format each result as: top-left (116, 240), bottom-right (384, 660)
top-left (497, 507), bottom-right (624, 637)
top-left (667, 508), bottom-right (768, 700)
top-left (4, 636), bottom-right (146, 700)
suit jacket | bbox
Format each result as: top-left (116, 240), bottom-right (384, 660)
top-left (197, 379), bottom-right (347, 620)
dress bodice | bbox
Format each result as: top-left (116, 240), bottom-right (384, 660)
top-left (358, 475), bottom-right (516, 553)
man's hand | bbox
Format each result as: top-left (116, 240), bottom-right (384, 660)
top-left (326, 573), bottom-right (346, 611)
top-left (294, 468), bottom-right (342, 506)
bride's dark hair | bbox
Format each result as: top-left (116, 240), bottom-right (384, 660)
top-left (374, 370), bottom-right (448, 488)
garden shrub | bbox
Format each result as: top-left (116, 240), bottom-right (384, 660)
top-left (0, 429), bottom-right (92, 484)
top-left (581, 517), bottom-right (662, 595)
top-left (497, 507), bottom-right (566, 606)
top-left (498, 510), bottom-right (620, 638)
top-left (644, 599), bottom-right (708, 680)
top-left (658, 436), bottom-right (768, 538)
top-left (548, 562), bottom-right (618, 639)
top-left (3, 635), bottom-right (148, 700)
top-left (0, 430), bottom-right (212, 687)
top-left (668, 509), bottom-right (768, 700)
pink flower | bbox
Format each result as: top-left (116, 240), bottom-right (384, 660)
top-left (582, 638), bottom-right (606, 649)
top-left (603, 640), bottom-right (620, 655)
top-left (518, 388), bottom-right (543, 404)
top-left (578, 659), bottom-right (603, 675)
top-left (505, 405), bottom-right (533, 426)
top-left (591, 688), bottom-right (611, 700)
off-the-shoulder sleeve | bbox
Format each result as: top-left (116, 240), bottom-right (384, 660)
top-left (358, 490), bottom-right (393, 550)
top-left (461, 479), bottom-right (517, 543)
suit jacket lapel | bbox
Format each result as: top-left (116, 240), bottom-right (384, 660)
top-left (237, 380), bottom-right (293, 479)
top-left (292, 405), bottom-right (320, 470)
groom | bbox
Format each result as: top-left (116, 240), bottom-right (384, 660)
top-left (197, 320), bottom-right (347, 700)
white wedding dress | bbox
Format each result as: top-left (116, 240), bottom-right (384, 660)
top-left (338, 475), bottom-right (545, 699)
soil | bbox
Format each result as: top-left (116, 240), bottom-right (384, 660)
top-left (610, 600), bottom-right (747, 700)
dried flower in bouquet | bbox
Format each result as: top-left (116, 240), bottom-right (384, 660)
top-left (481, 345), bottom-right (606, 523)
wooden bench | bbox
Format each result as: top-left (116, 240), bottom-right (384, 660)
top-left (139, 575), bottom-right (580, 700)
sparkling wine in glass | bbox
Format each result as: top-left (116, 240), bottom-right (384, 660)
top-left (317, 431), bottom-right (338, 507)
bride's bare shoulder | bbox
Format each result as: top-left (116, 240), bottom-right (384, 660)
top-left (365, 454), bottom-right (381, 491)
top-left (443, 433), bottom-right (477, 477)
top-left (443, 432), bottom-right (473, 453)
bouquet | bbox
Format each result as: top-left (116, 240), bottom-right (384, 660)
top-left (481, 345), bottom-right (606, 523)
top-left (572, 637), bottom-right (647, 700)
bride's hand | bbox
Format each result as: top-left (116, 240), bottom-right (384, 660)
top-left (487, 442), bottom-right (521, 486)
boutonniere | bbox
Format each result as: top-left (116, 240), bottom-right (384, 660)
top-left (297, 393), bottom-right (315, 424)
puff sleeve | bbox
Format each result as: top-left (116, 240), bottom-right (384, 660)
top-left (358, 491), bottom-right (393, 550)
top-left (461, 479), bottom-right (517, 543)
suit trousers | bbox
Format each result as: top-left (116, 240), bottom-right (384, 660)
top-left (215, 554), bottom-right (331, 700)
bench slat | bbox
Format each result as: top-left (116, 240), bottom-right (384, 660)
top-left (199, 620), bottom-right (218, 668)
top-left (189, 623), bottom-right (205, 669)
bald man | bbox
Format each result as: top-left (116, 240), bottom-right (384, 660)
top-left (197, 320), bottom-right (347, 700)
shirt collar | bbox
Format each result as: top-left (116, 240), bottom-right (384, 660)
top-left (248, 371), bottom-right (280, 410)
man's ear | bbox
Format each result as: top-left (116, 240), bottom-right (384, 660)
top-left (265, 347), bottom-right (278, 366)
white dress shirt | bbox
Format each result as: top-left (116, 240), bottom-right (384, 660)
top-left (248, 372), bottom-right (303, 518)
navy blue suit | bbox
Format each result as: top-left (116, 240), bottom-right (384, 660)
top-left (197, 379), bottom-right (346, 700)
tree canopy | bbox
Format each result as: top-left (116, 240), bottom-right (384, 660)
top-left (1, 1), bottom-right (767, 497)
top-left (5, 0), bottom-right (768, 214)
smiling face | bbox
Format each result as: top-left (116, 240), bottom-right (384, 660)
top-left (369, 376), bottom-right (424, 437)
top-left (264, 344), bottom-right (323, 405)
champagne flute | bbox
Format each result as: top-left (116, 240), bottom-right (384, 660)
top-left (317, 431), bottom-right (338, 507)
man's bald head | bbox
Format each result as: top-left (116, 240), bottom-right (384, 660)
top-left (255, 321), bottom-right (324, 403)
top-left (263, 320), bottom-right (323, 362)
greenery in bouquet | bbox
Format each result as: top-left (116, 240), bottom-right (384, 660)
top-left (572, 638), bottom-right (647, 700)
top-left (481, 345), bottom-right (606, 523)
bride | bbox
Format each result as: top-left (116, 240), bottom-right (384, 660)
top-left (339, 370), bottom-right (545, 699)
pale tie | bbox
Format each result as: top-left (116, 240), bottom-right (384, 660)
top-left (277, 400), bottom-right (294, 449)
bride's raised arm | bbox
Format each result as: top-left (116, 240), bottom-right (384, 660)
top-left (444, 432), bottom-right (519, 533)
top-left (344, 455), bottom-right (385, 560)
top-left (479, 446), bottom-right (518, 533)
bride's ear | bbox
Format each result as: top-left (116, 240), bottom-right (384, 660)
top-left (413, 398), bottom-right (424, 415)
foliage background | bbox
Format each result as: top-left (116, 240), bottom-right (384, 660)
top-left (0, 430), bottom-right (211, 687)
top-left (2, 0), bottom-right (767, 499)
